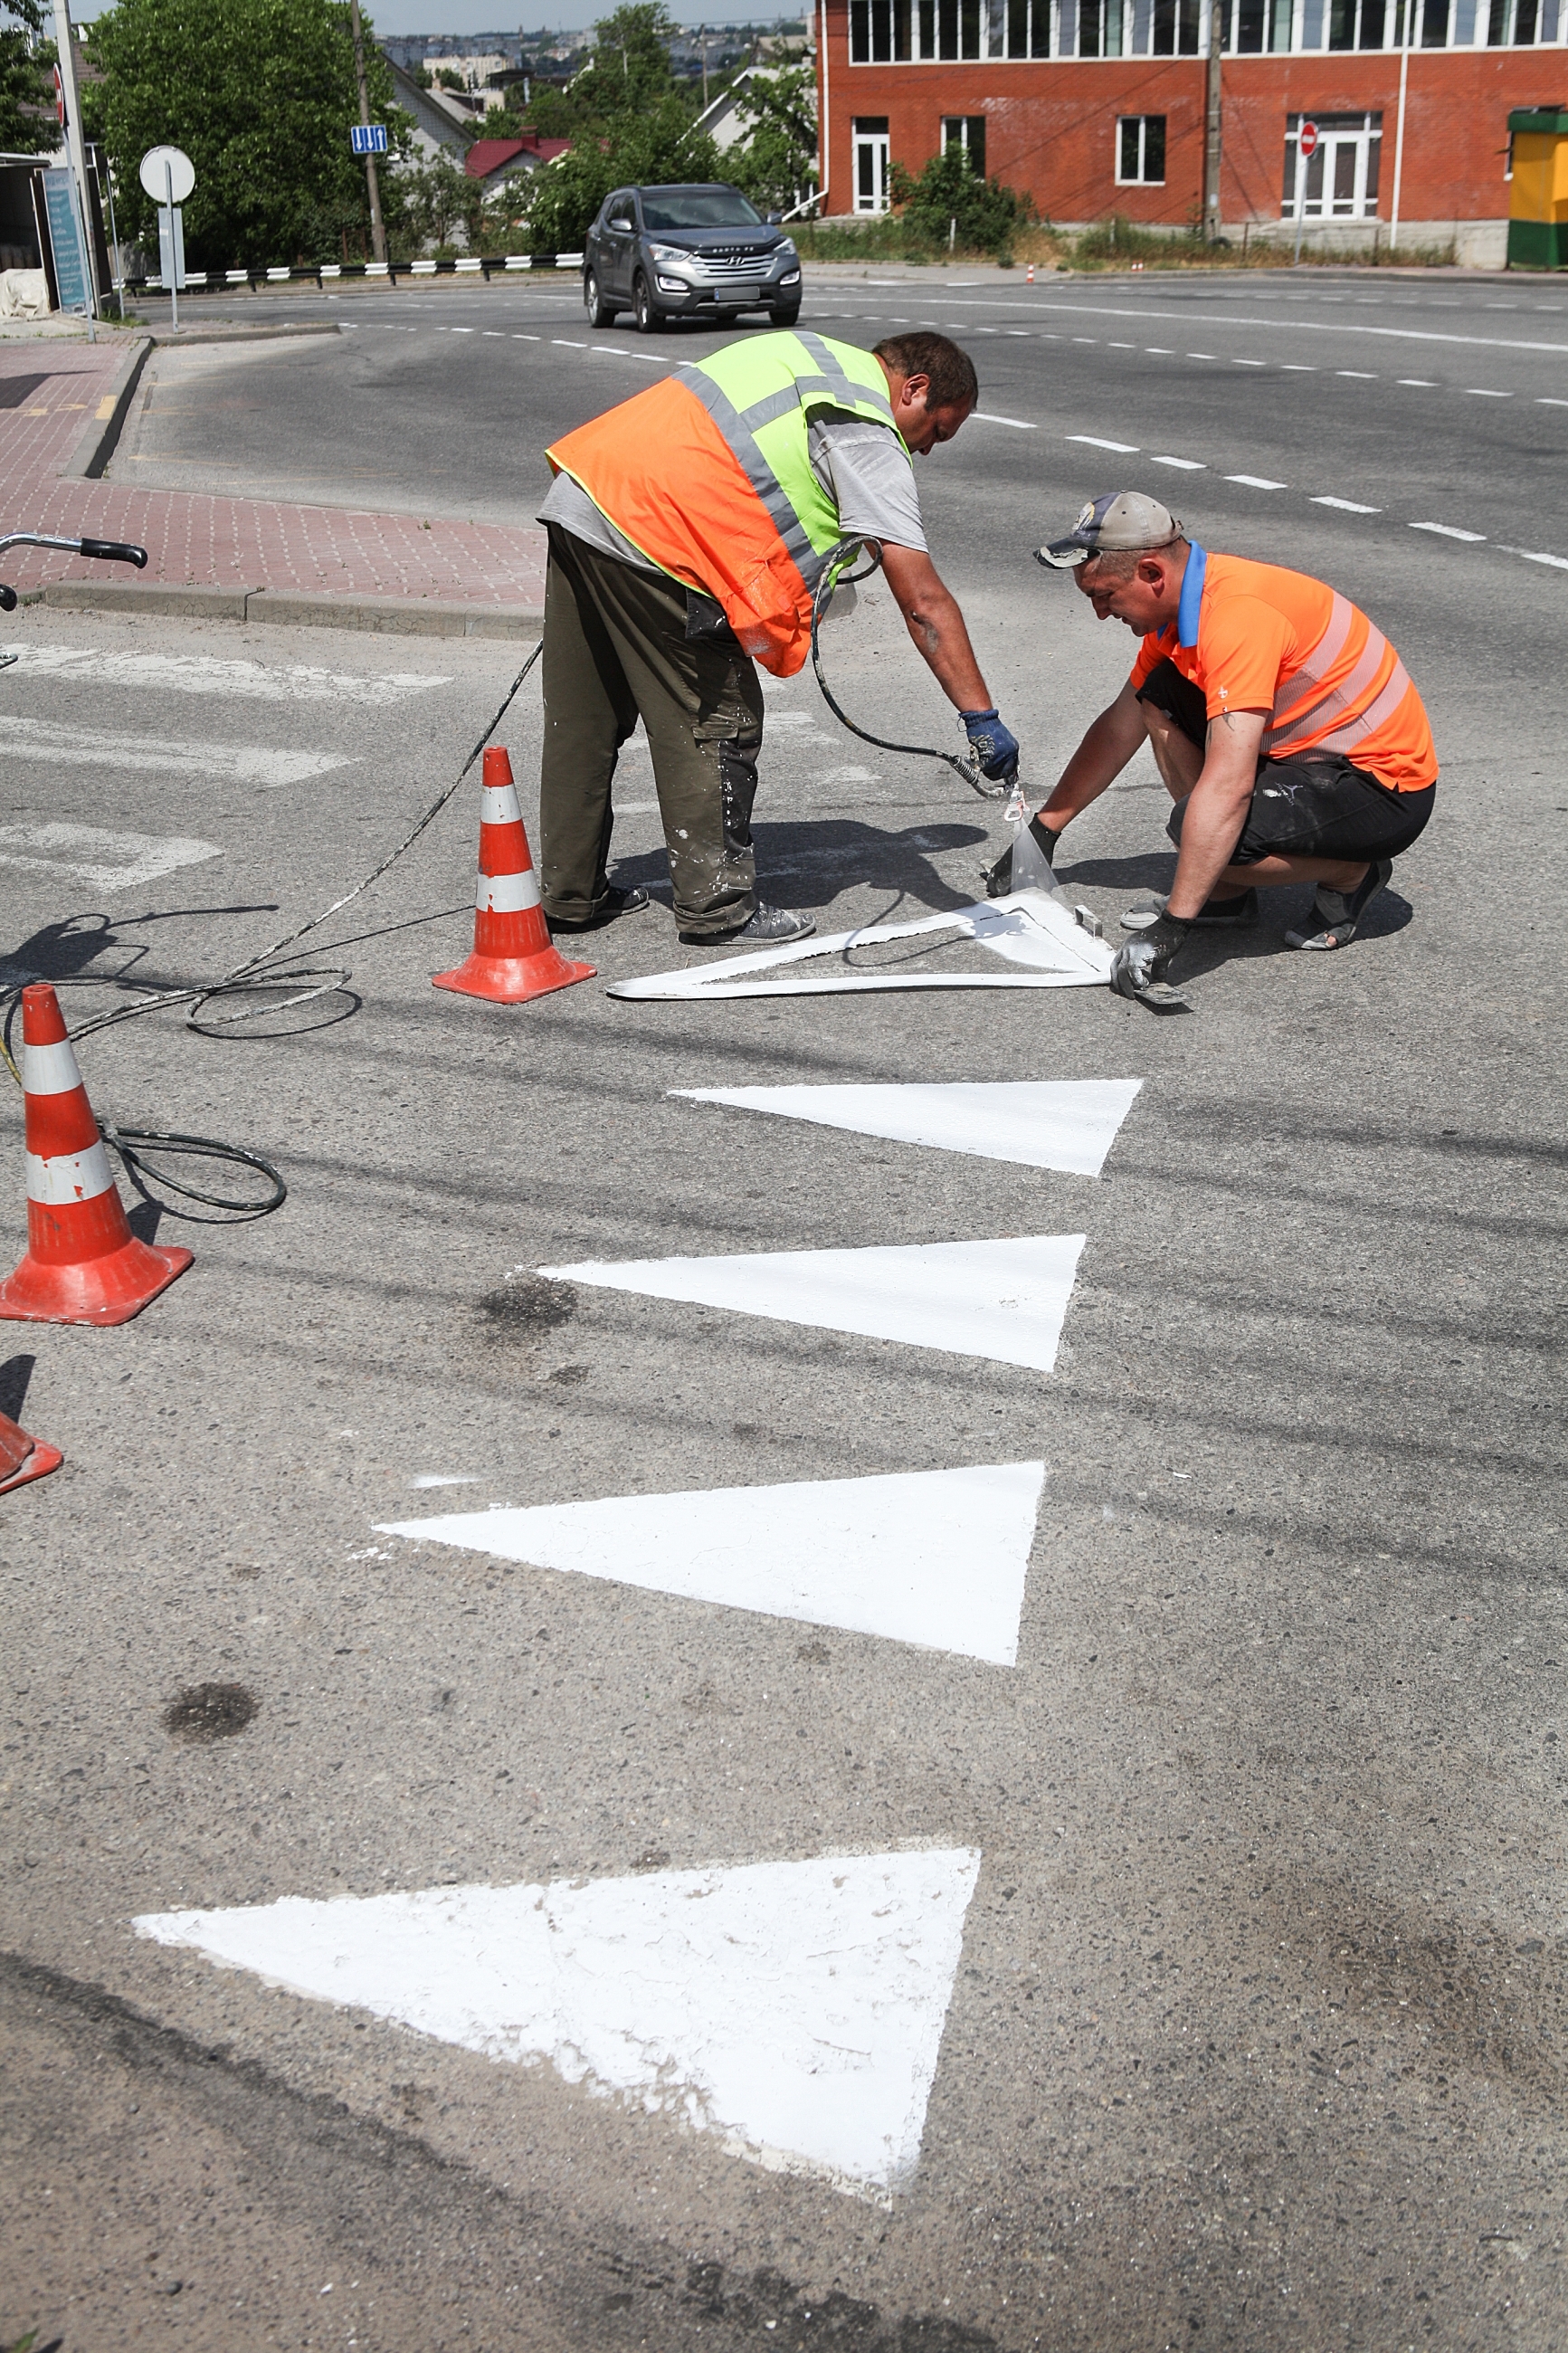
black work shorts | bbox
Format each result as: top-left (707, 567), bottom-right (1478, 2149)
top-left (1136, 655), bottom-right (1436, 865)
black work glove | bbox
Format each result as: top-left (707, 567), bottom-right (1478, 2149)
top-left (1109, 910), bottom-right (1191, 1000)
top-left (983, 814), bottom-right (1058, 900)
top-left (962, 708), bottom-right (1021, 786)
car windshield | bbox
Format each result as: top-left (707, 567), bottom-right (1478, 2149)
top-left (640, 187), bottom-right (764, 230)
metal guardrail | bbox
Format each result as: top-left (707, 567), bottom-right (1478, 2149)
top-left (129, 253), bottom-right (585, 293)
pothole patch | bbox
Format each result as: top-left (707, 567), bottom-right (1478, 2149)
top-left (162, 1681), bottom-right (259, 1744)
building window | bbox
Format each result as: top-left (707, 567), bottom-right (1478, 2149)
top-left (853, 118), bottom-right (891, 212)
top-left (1282, 112), bottom-right (1383, 218)
top-left (942, 114), bottom-right (988, 176)
top-left (1117, 115), bottom-right (1167, 182)
top-left (851, 0), bottom-right (1048, 57)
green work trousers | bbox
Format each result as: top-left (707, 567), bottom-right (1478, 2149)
top-left (537, 524), bottom-right (766, 936)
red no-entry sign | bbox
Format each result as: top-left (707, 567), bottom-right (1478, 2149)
top-left (1299, 119), bottom-right (1320, 157)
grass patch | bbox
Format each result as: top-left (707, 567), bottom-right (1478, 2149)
top-left (796, 211), bottom-right (1460, 272)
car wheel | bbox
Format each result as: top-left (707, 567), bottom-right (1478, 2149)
top-left (584, 268), bottom-right (617, 328)
top-left (769, 300), bottom-right (802, 328)
top-left (632, 272), bottom-right (663, 334)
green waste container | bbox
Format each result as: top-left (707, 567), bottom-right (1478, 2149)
top-left (1508, 107), bottom-right (1568, 271)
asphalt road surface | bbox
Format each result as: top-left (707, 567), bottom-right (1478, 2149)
top-left (2, 267), bottom-right (1565, 2353)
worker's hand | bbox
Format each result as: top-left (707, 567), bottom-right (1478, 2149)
top-left (962, 709), bottom-right (1020, 786)
top-left (1109, 911), bottom-right (1190, 1000)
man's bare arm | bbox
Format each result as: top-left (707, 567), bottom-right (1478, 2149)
top-left (1164, 708), bottom-right (1267, 919)
top-left (879, 542), bottom-right (991, 710)
top-left (1038, 681), bottom-right (1150, 831)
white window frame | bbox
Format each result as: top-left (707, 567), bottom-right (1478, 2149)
top-left (1282, 111), bottom-right (1383, 218)
top-left (852, 118), bottom-right (891, 212)
top-left (1115, 113), bottom-right (1167, 182)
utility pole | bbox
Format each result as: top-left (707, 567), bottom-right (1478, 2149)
top-left (52, 0), bottom-right (100, 320)
top-left (348, 0), bottom-right (386, 265)
top-left (1202, 0), bottom-right (1223, 244)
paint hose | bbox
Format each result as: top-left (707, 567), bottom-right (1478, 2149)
top-left (809, 539), bottom-right (1008, 800)
top-left (0, 643), bottom-right (545, 1222)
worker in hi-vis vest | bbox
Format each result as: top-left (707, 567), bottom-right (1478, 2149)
top-left (994, 491), bottom-right (1439, 997)
top-left (536, 329), bottom-right (1017, 946)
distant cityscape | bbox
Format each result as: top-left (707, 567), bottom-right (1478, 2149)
top-left (379, 19), bottom-right (809, 80)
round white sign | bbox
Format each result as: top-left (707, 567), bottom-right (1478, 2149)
top-left (139, 144), bottom-right (195, 205)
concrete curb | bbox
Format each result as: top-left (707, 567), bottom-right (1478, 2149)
top-left (58, 338), bottom-right (154, 481)
top-left (145, 321), bottom-right (345, 347)
top-left (35, 580), bottom-right (542, 637)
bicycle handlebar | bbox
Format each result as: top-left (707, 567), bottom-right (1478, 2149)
top-left (0, 532), bottom-right (148, 566)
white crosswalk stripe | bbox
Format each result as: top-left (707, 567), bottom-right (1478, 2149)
top-left (0, 713), bottom-right (356, 787)
top-left (1, 643), bottom-right (452, 705)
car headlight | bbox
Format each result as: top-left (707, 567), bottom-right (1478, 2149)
top-left (778, 269), bottom-right (801, 285)
top-left (776, 240), bottom-right (798, 261)
top-left (656, 275), bottom-right (689, 293)
top-left (649, 243), bottom-right (695, 267)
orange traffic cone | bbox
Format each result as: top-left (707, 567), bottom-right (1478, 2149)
top-left (0, 1405), bottom-right (62, 1492)
top-left (1026, 262), bottom-right (1035, 282)
top-left (0, 983), bottom-right (193, 1327)
top-left (432, 747), bottom-right (596, 1005)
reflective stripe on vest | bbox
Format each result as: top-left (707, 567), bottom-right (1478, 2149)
top-left (545, 333), bottom-right (902, 676)
top-left (1265, 588), bottom-right (1411, 759)
top-left (682, 330), bottom-right (899, 589)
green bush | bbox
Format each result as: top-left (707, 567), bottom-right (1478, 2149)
top-left (890, 146), bottom-right (1033, 262)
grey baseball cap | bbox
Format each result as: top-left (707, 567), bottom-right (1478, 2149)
top-left (1037, 489), bottom-right (1184, 569)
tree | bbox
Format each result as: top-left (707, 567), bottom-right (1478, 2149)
top-left (725, 63), bottom-right (816, 215)
top-left (510, 3), bottom-right (721, 255)
top-left (890, 145), bottom-right (1033, 262)
top-left (0, 0), bottom-right (58, 157)
top-left (82, 0), bottom-right (413, 269)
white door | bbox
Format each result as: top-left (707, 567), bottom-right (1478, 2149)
top-left (853, 119), bottom-right (890, 214)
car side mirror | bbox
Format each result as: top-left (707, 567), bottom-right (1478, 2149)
top-left (609, 216), bottom-right (632, 232)
top-left (766, 211), bottom-right (784, 224)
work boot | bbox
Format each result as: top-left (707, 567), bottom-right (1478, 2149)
top-left (547, 884), bottom-right (650, 934)
top-left (679, 900), bottom-right (815, 948)
top-left (1286, 859), bottom-right (1392, 950)
top-left (1121, 887), bottom-right (1258, 933)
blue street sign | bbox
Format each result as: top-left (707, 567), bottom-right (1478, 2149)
top-left (43, 171), bottom-right (90, 311)
top-left (350, 123), bottom-right (388, 155)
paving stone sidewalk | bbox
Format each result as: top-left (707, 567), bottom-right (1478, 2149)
top-left (0, 338), bottom-right (548, 610)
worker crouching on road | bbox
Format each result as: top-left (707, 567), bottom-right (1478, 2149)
top-left (997, 492), bottom-right (1438, 998)
top-left (536, 329), bottom-right (1020, 946)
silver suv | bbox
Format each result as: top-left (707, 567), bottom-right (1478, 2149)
top-left (583, 182), bottom-right (802, 335)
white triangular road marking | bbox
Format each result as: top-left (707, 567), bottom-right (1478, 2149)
top-left (135, 1846), bottom-right (983, 2196)
top-left (378, 1460), bottom-right (1044, 1664)
top-left (541, 1234), bottom-right (1085, 1372)
top-left (607, 891), bottom-right (1114, 999)
top-left (673, 1080), bottom-right (1142, 1176)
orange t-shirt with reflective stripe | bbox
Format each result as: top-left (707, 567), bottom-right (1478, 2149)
top-left (1128, 552), bottom-right (1438, 794)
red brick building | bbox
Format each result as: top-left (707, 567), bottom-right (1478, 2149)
top-left (813, 0), bottom-right (1566, 262)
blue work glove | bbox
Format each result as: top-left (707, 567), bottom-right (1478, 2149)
top-left (1109, 911), bottom-right (1191, 1001)
top-left (962, 708), bottom-right (1020, 786)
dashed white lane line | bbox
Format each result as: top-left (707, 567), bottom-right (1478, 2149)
top-left (553, 338), bottom-right (588, 348)
top-left (972, 411), bottom-right (1037, 429)
top-left (1187, 351), bottom-right (1216, 359)
top-left (1107, 341), bottom-right (1136, 348)
top-left (1313, 496), bottom-right (1381, 513)
top-left (1226, 473), bottom-right (1288, 490)
top-left (450, 327), bottom-right (473, 334)
top-left (1539, 395), bottom-right (1568, 405)
top-left (1336, 369), bottom-right (1377, 378)
top-left (1067, 433), bottom-right (1138, 452)
top-left (1398, 377), bottom-right (1435, 385)
top-left (1465, 387), bottom-right (1511, 396)
top-left (1411, 521), bottom-right (1486, 541)
top-left (1232, 357), bottom-right (1267, 367)
top-left (514, 333), bottom-right (538, 339)
top-left (1144, 346), bottom-right (1174, 353)
top-left (1149, 453), bottom-right (1204, 469)
top-left (1503, 545), bottom-right (1568, 569)
top-left (1280, 363), bottom-right (1316, 371)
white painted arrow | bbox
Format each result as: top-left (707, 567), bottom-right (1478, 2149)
top-left (540, 1234), bottom-right (1086, 1373)
top-left (136, 1846), bottom-right (983, 2197)
top-left (378, 1459), bottom-right (1044, 1663)
top-left (672, 1079), bottom-right (1143, 1176)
